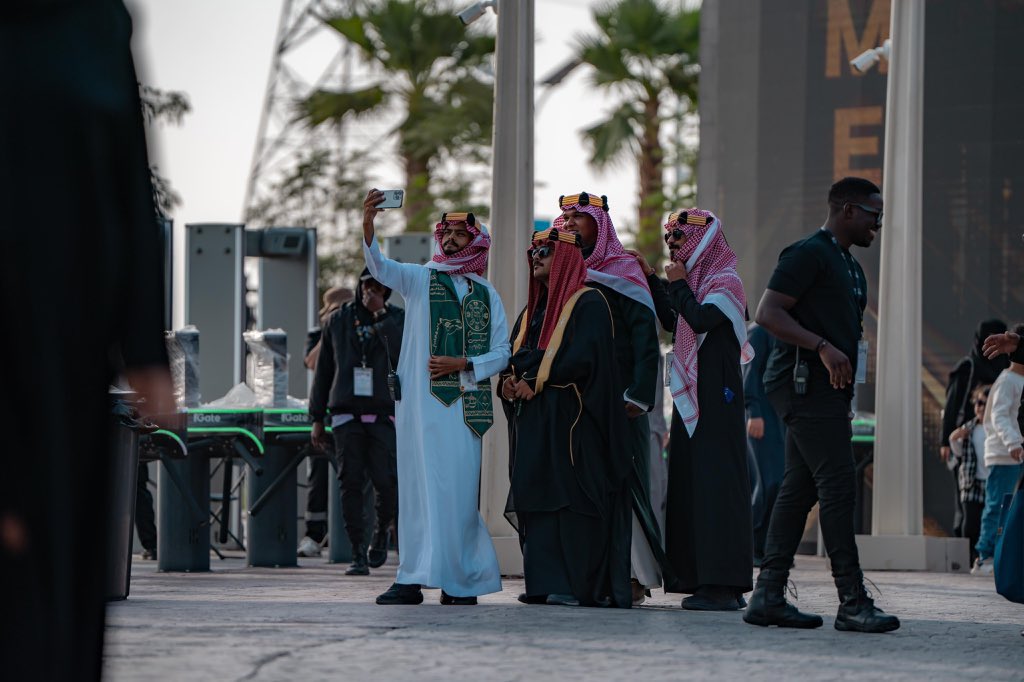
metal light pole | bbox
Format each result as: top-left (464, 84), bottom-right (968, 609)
top-left (858, 0), bottom-right (968, 571)
top-left (479, 0), bottom-right (533, 574)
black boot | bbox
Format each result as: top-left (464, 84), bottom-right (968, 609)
top-left (345, 544), bottom-right (369, 576)
top-left (743, 571), bottom-right (823, 629)
top-left (367, 525), bottom-right (389, 568)
top-left (834, 570), bottom-right (900, 633)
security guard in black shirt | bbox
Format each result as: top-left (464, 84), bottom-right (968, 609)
top-left (743, 177), bottom-right (900, 634)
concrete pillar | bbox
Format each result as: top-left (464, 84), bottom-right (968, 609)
top-left (479, 0), bottom-right (533, 574)
top-left (856, 0), bottom-right (968, 571)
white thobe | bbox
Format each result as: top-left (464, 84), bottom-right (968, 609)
top-left (364, 239), bottom-right (509, 596)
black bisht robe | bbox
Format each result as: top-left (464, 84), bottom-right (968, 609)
top-left (1, 3), bottom-right (168, 680)
top-left (652, 278), bottom-right (754, 594)
top-left (588, 282), bottom-right (670, 583)
top-left (501, 289), bottom-right (634, 607)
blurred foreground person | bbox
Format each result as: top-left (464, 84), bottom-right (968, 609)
top-left (500, 229), bottom-right (633, 607)
top-left (362, 191), bottom-right (509, 606)
top-left (0, 2), bottom-right (173, 679)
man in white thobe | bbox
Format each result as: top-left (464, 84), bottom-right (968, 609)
top-left (362, 189), bottom-right (510, 606)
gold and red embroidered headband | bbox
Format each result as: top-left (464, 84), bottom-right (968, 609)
top-left (440, 211), bottom-right (476, 226)
top-left (559, 192), bottom-right (608, 211)
top-left (667, 211), bottom-right (710, 226)
top-left (532, 228), bottom-right (583, 247)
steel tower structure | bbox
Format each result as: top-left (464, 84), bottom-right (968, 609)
top-left (242, 0), bottom-right (351, 221)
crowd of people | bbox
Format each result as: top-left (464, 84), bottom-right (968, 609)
top-left (299, 177), bottom-right (916, 633)
top-left (942, 320), bottom-right (1024, 576)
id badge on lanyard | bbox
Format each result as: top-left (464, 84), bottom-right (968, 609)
top-left (354, 366), bottom-right (374, 396)
top-left (855, 339), bottom-right (869, 384)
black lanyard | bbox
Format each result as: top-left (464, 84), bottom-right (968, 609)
top-left (821, 228), bottom-right (865, 314)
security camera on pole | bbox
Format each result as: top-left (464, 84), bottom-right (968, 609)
top-left (849, 39), bottom-right (891, 74)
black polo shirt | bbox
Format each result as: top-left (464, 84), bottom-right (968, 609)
top-left (762, 229), bottom-right (867, 398)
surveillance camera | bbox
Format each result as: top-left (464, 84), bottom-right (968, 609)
top-left (850, 48), bottom-right (880, 73)
top-left (850, 39), bottom-right (892, 74)
top-left (457, 0), bottom-right (494, 26)
top-left (458, 3), bottom-right (485, 25)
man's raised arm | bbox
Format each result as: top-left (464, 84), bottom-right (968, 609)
top-left (360, 188), bottom-right (420, 297)
top-left (363, 189), bottom-right (383, 246)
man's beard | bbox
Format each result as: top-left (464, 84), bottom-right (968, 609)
top-left (442, 241), bottom-right (460, 254)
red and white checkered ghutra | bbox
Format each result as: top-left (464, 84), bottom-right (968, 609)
top-left (668, 209), bottom-right (754, 436)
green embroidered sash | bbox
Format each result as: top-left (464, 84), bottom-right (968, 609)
top-left (428, 270), bottom-right (493, 437)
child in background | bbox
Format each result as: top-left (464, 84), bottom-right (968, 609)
top-left (949, 384), bottom-right (990, 566)
top-left (974, 329), bottom-right (1024, 576)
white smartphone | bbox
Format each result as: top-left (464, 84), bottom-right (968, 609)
top-left (377, 189), bottom-right (404, 209)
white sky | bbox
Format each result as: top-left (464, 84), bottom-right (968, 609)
top-left (128, 0), bottom-right (644, 238)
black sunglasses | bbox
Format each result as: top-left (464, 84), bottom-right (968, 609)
top-left (849, 202), bottom-right (883, 228)
top-left (529, 243), bottom-right (554, 260)
top-left (975, 399), bottom-right (987, 407)
top-left (664, 228), bottom-right (685, 243)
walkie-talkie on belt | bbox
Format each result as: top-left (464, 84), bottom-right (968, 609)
top-left (793, 346), bottom-right (809, 396)
top-left (383, 335), bottom-right (401, 402)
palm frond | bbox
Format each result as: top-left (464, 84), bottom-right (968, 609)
top-left (299, 85), bottom-right (387, 127)
top-left (581, 102), bottom-right (642, 170)
top-left (324, 13), bottom-right (378, 62)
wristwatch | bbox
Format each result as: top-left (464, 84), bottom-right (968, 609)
top-left (464, 359), bottom-right (475, 372)
top-left (815, 338), bottom-right (829, 353)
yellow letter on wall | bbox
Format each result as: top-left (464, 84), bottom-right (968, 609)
top-left (834, 106), bottom-right (883, 185)
top-left (826, 0), bottom-right (891, 78)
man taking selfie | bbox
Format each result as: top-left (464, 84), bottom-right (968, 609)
top-left (361, 189), bottom-right (510, 606)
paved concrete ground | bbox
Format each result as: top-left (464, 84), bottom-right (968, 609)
top-left (105, 553), bottom-right (1024, 681)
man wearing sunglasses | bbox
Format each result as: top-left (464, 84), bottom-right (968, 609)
top-left (743, 177), bottom-right (899, 633)
top-left (498, 229), bottom-right (634, 607)
top-left (639, 209), bottom-right (755, 611)
top-left (556, 192), bottom-right (666, 605)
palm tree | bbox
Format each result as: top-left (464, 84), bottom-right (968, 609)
top-left (574, 0), bottom-right (699, 267)
top-left (300, 0), bottom-right (495, 229)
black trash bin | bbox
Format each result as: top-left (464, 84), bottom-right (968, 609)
top-left (106, 389), bottom-right (149, 601)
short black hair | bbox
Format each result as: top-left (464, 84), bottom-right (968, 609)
top-left (828, 177), bottom-right (881, 207)
top-left (1013, 322), bottom-right (1024, 337)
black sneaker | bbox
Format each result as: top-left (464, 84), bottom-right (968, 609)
top-left (141, 548), bottom-right (157, 561)
top-left (376, 582), bottom-right (423, 605)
